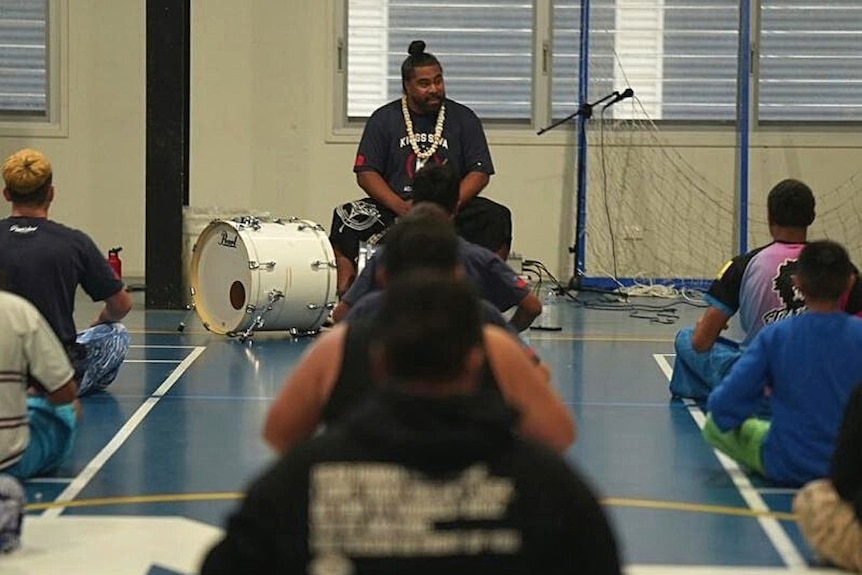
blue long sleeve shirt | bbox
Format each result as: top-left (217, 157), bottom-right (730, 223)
top-left (707, 312), bottom-right (862, 486)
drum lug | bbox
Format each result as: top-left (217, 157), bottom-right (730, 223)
top-left (232, 216), bottom-right (262, 231)
top-left (234, 290), bottom-right (285, 341)
top-left (269, 289), bottom-right (285, 301)
top-left (248, 260), bottom-right (277, 270)
top-left (311, 260), bottom-right (337, 270)
top-left (297, 222), bottom-right (325, 232)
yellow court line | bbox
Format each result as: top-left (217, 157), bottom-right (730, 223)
top-left (603, 497), bottom-right (796, 521)
top-left (26, 492), bottom-right (242, 511)
top-left (25, 492), bottom-right (795, 521)
top-left (528, 334), bottom-right (675, 343)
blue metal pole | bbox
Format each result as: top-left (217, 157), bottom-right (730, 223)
top-left (737, 0), bottom-right (751, 253)
top-left (574, 0), bottom-right (591, 280)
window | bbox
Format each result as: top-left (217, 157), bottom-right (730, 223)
top-left (759, 1), bottom-right (862, 122)
top-left (552, 0), bottom-right (738, 121)
top-left (347, 0), bottom-right (533, 120)
top-left (0, 0), bottom-right (47, 116)
top-left (0, 0), bottom-right (64, 135)
top-left (343, 0), bottom-right (859, 125)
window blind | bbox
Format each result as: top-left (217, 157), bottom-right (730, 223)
top-left (553, 0), bottom-right (738, 121)
top-left (0, 0), bottom-right (47, 115)
top-left (759, 1), bottom-right (862, 122)
top-left (347, 0), bottom-right (534, 120)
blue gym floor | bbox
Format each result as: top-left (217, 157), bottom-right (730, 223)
top-left (4, 289), bottom-right (844, 574)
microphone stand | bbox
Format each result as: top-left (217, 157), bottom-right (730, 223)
top-left (536, 90), bottom-right (628, 298)
top-left (536, 90), bottom-right (620, 136)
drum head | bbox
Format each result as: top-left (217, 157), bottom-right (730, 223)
top-left (190, 220), bottom-right (253, 334)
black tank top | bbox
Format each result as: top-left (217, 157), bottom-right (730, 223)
top-left (321, 318), bottom-right (501, 425)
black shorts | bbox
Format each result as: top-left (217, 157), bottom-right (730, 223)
top-left (329, 196), bottom-right (512, 261)
top-left (329, 199), bottom-right (396, 261)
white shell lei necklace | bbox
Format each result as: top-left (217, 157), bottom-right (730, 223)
top-left (402, 95), bottom-right (446, 163)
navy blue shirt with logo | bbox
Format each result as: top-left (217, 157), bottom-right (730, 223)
top-left (0, 216), bottom-right (123, 344)
top-left (342, 237), bottom-right (529, 313)
top-left (354, 98), bottom-right (495, 199)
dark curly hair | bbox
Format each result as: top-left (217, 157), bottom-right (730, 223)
top-left (795, 240), bottom-right (853, 301)
top-left (767, 179), bottom-right (815, 228)
top-left (411, 163), bottom-right (460, 215)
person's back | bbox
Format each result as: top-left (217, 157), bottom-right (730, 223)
top-left (334, 163), bottom-right (539, 330)
top-left (705, 240), bottom-right (862, 486)
top-left (732, 311), bottom-right (862, 484)
top-left (670, 178), bottom-right (816, 400)
top-left (794, 382), bottom-right (862, 572)
top-left (203, 273), bottom-right (619, 575)
top-left (0, 148), bottom-right (132, 395)
top-left (0, 217), bottom-right (116, 344)
top-left (0, 288), bottom-right (78, 482)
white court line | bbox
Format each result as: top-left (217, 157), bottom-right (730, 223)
top-left (123, 359), bottom-right (184, 364)
top-left (41, 346), bottom-right (206, 519)
top-left (653, 353), bottom-right (805, 569)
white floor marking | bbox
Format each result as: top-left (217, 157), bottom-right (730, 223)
top-left (42, 346), bottom-right (207, 519)
top-left (4, 515), bottom-right (222, 574)
top-left (653, 353), bottom-right (805, 569)
top-left (123, 359), bottom-right (184, 363)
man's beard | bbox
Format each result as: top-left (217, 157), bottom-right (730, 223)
top-left (415, 93), bottom-right (445, 114)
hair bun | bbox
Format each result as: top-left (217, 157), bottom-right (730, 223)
top-left (408, 40), bottom-right (426, 56)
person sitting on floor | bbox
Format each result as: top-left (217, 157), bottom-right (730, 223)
top-left (0, 148), bottom-right (133, 396)
top-left (703, 240), bottom-right (862, 486)
top-left (201, 272), bottom-right (621, 575)
top-left (263, 210), bottom-right (573, 455)
top-left (794, 381), bottom-right (862, 572)
top-left (671, 179), bottom-right (862, 402)
top-left (333, 162), bottom-right (540, 331)
top-left (0, 277), bottom-right (79, 481)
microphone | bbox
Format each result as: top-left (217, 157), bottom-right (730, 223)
top-left (603, 88), bottom-right (634, 108)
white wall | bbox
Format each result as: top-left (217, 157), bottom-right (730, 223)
top-left (0, 1), bottom-right (145, 274)
top-left (2, 1), bottom-right (861, 283)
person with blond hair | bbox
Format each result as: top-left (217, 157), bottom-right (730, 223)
top-left (0, 148), bottom-right (132, 396)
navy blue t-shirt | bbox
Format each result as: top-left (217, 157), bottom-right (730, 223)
top-left (0, 216), bottom-right (123, 344)
top-left (347, 290), bottom-right (510, 331)
top-left (342, 238), bottom-right (530, 312)
top-left (354, 98), bottom-right (495, 199)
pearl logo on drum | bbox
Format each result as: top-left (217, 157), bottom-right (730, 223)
top-left (218, 231), bottom-right (238, 248)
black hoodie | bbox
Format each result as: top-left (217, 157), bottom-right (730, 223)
top-left (201, 389), bottom-right (622, 575)
top-left (831, 383), bottom-right (862, 520)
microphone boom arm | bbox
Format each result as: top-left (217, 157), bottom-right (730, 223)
top-left (536, 90), bottom-right (622, 135)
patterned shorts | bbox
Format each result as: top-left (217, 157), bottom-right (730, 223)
top-left (794, 478), bottom-right (862, 571)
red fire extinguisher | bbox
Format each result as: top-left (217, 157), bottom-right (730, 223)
top-left (108, 247), bottom-right (123, 280)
